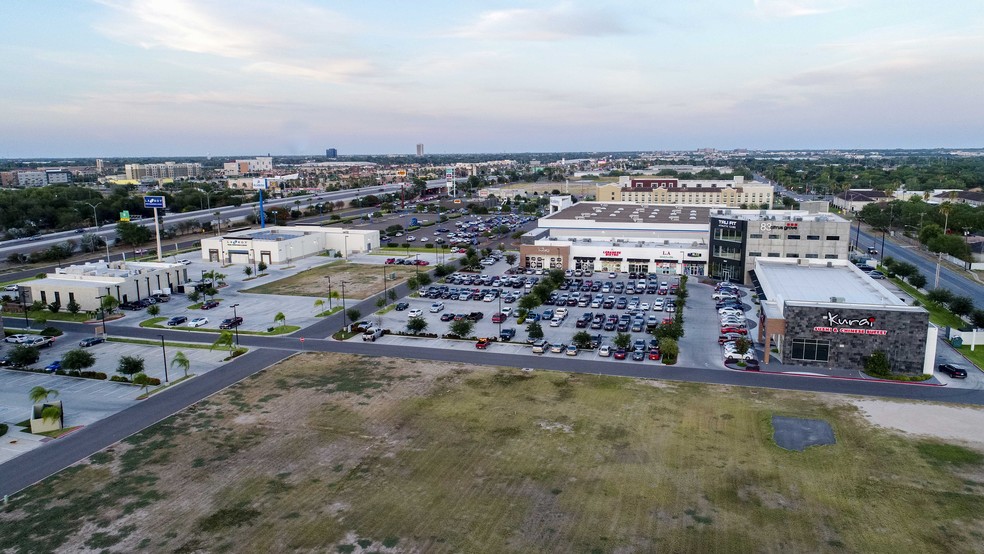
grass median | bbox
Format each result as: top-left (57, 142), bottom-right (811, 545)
top-left (139, 318), bottom-right (300, 336)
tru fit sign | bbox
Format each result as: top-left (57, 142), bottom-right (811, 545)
top-left (813, 312), bottom-right (888, 336)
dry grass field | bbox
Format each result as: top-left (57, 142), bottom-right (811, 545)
top-left (242, 261), bottom-right (418, 300)
top-left (2, 354), bottom-right (984, 553)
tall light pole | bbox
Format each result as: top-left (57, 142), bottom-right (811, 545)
top-left (96, 294), bottom-right (108, 335)
top-left (229, 303), bottom-right (240, 346)
top-left (340, 281), bottom-right (348, 333)
top-left (19, 289), bottom-right (29, 328)
top-left (382, 265), bottom-right (388, 302)
top-left (83, 201), bottom-right (101, 229)
top-left (934, 202), bottom-right (952, 288)
top-left (157, 334), bottom-right (170, 384)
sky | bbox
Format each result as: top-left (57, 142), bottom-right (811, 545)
top-left (1, 0), bottom-right (983, 157)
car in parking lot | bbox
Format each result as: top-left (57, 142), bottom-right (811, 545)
top-left (44, 360), bottom-right (62, 372)
top-left (719, 333), bottom-right (745, 344)
top-left (475, 338), bottom-right (491, 349)
top-left (499, 328), bottom-right (516, 341)
top-left (4, 334), bottom-right (29, 343)
top-left (201, 300), bottom-right (220, 310)
top-left (394, 302), bottom-right (409, 311)
top-left (648, 348), bottom-right (661, 360)
top-left (23, 336), bottom-right (53, 348)
top-left (721, 326), bottom-right (747, 335)
top-left (531, 340), bottom-right (548, 353)
top-left (79, 336), bottom-right (106, 347)
top-left (219, 317), bottom-right (243, 329)
top-left (166, 316), bottom-right (188, 326)
top-left (613, 348), bottom-right (627, 360)
top-left (631, 349), bottom-right (645, 361)
top-left (549, 342), bottom-right (566, 354)
top-left (408, 308), bottom-right (423, 318)
top-left (189, 317), bottom-right (209, 327)
top-left (429, 302), bottom-right (445, 313)
top-left (565, 344), bottom-right (579, 356)
top-left (598, 345), bottom-right (612, 357)
top-left (938, 364), bottom-right (968, 378)
top-left (491, 312), bottom-right (507, 323)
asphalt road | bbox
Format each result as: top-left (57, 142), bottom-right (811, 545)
top-left (857, 228), bottom-right (983, 306)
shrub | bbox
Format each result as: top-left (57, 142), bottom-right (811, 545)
top-left (47, 302), bottom-right (61, 313)
top-left (110, 375), bottom-right (129, 382)
top-left (425, 243), bottom-right (434, 249)
top-left (864, 350), bottom-right (891, 376)
top-left (147, 377), bottom-right (162, 386)
top-left (40, 326), bottom-right (63, 337)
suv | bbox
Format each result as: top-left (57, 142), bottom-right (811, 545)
top-left (219, 316), bottom-right (243, 329)
top-left (531, 340), bottom-right (548, 354)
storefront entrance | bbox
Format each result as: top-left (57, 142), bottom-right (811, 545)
top-left (627, 260), bottom-right (649, 274)
top-left (574, 257), bottom-right (595, 271)
top-left (599, 257), bottom-right (622, 272)
top-left (684, 262), bottom-right (705, 276)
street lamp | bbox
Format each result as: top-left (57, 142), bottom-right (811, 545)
top-left (96, 294), bottom-right (108, 335)
top-left (340, 281), bottom-right (348, 333)
top-left (83, 201), bottom-right (101, 229)
top-left (157, 334), bottom-right (170, 384)
top-left (229, 303), bottom-right (240, 346)
top-left (19, 289), bottom-right (29, 328)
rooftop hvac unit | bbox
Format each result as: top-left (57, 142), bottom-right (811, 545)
top-left (794, 217), bottom-right (803, 221)
top-left (664, 240), bottom-right (670, 245)
top-left (584, 238), bottom-right (591, 242)
top-left (829, 296), bottom-right (845, 303)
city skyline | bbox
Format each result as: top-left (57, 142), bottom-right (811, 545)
top-left (2, 0), bottom-right (983, 157)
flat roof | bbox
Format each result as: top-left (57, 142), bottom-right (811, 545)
top-left (711, 209), bottom-right (847, 223)
top-left (546, 202), bottom-right (712, 225)
top-left (244, 231), bottom-right (304, 241)
top-left (755, 259), bottom-right (908, 307)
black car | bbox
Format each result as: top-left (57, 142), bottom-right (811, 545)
top-left (166, 316), bottom-right (188, 326)
top-left (79, 336), bottom-right (106, 347)
top-left (938, 364), bottom-right (968, 379)
top-left (394, 302), bottom-right (409, 311)
top-left (499, 328), bottom-right (516, 341)
top-left (219, 317), bottom-right (243, 329)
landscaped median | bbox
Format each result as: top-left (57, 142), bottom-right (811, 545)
top-left (139, 317), bottom-right (300, 336)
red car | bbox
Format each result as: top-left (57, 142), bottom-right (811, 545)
top-left (721, 326), bottom-right (747, 335)
top-left (201, 300), bottom-right (219, 310)
top-left (613, 348), bottom-right (627, 360)
top-left (415, 260), bottom-right (430, 266)
top-left (475, 338), bottom-right (491, 349)
top-left (384, 258), bottom-right (396, 264)
top-left (491, 313), bottom-right (506, 323)
top-left (648, 348), bottom-right (661, 360)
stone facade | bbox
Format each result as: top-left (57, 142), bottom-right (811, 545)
top-left (781, 304), bottom-right (929, 373)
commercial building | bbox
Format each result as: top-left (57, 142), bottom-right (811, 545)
top-left (831, 189), bottom-right (890, 212)
top-left (709, 210), bottom-right (850, 284)
top-left (222, 156), bottom-right (274, 177)
top-left (200, 225), bottom-right (379, 266)
top-left (753, 258), bottom-right (933, 374)
top-left (596, 176), bottom-right (774, 207)
top-left (18, 261), bottom-right (189, 312)
top-left (326, 148), bottom-right (337, 158)
top-left (124, 162), bottom-right (202, 180)
top-left (520, 198), bottom-right (711, 275)
top-left (416, 143), bottom-right (424, 156)
top-left (16, 171), bottom-right (48, 187)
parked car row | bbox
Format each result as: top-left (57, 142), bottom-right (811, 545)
top-left (714, 283), bottom-right (754, 364)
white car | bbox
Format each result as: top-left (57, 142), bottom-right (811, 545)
top-left (598, 345), bottom-right (612, 357)
top-left (176, 259), bottom-right (192, 265)
top-left (554, 307), bottom-right (568, 318)
top-left (4, 334), bottom-right (29, 343)
top-left (189, 317), bottom-right (209, 327)
top-left (501, 307), bottom-right (513, 317)
top-left (408, 308), bottom-right (424, 317)
top-left (639, 302), bottom-right (650, 311)
top-left (406, 236), bottom-right (416, 242)
top-left (429, 302), bottom-right (445, 313)
top-left (3, 284), bottom-right (19, 292)
top-left (719, 308), bottom-right (743, 317)
top-left (420, 237), bottom-right (429, 243)
top-left (652, 299), bottom-right (665, 310)
top-left (713, 291), bottom-right (739, 300)
top-left (549, 318), bottom-right (563, 327)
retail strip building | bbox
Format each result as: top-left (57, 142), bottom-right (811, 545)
top-left (752, 258), bottom-right (933, 374)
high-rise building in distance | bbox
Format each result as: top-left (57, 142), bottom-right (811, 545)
top-left (326, 148), bottom-right (337, 158)
top-left (416, 143), bottom-right (424, 156)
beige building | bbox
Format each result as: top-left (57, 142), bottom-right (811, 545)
top-left (124, 162), bottom-right (202, 180)
top-left (200, 225), bottom-right (379, 266)
top-left (596, 176), bottom-right (773, 207)
top-left (19, 261), bottom-right (189, 312)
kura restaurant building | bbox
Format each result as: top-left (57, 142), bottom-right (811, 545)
top-left (752, 258), bottom-right (934, 374)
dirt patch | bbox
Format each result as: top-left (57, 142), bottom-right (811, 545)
top-left (850, 398), bottom-right (984, 451)
top-left (241, 260), bottom-right (419, 300)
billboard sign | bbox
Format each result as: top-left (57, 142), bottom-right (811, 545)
top-left (143, 196), bottom-right (166, 209)
top-left (252, 178), bottom-right (268, 190)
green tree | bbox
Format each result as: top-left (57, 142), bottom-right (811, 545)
top-left (187, 290), bottom-right (201, 303)
top-left (117, 355), bottom-right (145, 376)
top-left (927, 288), bottom-right (953, 305)
top-left (505, 253), bottom-right (517, 266)
top-left (449, 319), bottom-right (475, 337)
top-left (864, 350), bottom-right (891, 375)
top-left (948, 296), bottom-right (974, 318)
top-left (314, 299), bottom-right (325, 314)
top-left (33, 314), bottom-right (47, 329)
top-left (659, 338), bottom-right (679, 363)
top-left (257, 261), bottom-right (268, 272)
top-left (407, 316), bottom-right (428, 335)
top-left (654, 322), bottom-right (685, 341)
top-left (387, 289), bottom-right (397, 302)
top-left (61, 348), bottom-right (96, 372)
top-left (66, 300), bottom-right (81, 314)
top-left (171, 351), bottom-right (190, 378)
top-left (346, 308), bottom-right (362, 326)
top-left (519, 294), bottom-right (541, 312)
top-left (274, 311), bottom-right (286, 329)
top-left (115, 221), bottom-right (152, 246)
top-left (572, 331), bottom-right (592, 349)
top-left (971, 310), bottom-right (984, 329)
top-left (416, 273), bottom-right (432, 286)
top-left (211, 331), bottom-right (235, 354)
top-left (613, 332), bottom-right (632, 349)
top-left (526, 321), bottom-right (544, 340)
top-left (908, 272), bottom-right (927, 289)
top-left (9, 345), bottom-right (40, 367)
top-left (29, 386), bottom-right (61, 424)
top-left (734, 337), bottom-right (751, 356)
top-left (47, 302), bottom-right (61, 314)
top-left (406, 275), bottom-right (420, 291)
top-left (376, 296), bottom-right (387, 309)
top-left (132, 372), bottom-right (152, 394)
top-left (147, 304), bottom-right (160, 316)
top-left (243, 265), bottom-right (253, 278)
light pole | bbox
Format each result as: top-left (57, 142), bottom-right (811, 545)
top-left (19, 289), bottom-right (29, 328)
top-left (96, 294), bottom-right (108, 335)
top-left (83, 201), bottom-right (101, 229)
top-left (272, 210), bottom-right (279, 226)
top-left (340, 281), bottom-right (348, 333)
top-left (326, 275), bottom-right (332, 309)
top-left (229, 303), bottom-right (240, 346)
top-left (157, 334), bottom-right (170, 384)
top-left (382, 265), bottom-right (388, 302)
top-left (415, 253), bottom-right (420, 275)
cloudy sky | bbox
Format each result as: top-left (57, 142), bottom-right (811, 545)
top-left (2, 0), bottom-right (982, 156)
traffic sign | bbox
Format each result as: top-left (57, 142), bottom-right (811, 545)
top-left (120, 210), bottom-right (130, 222)
top-left (143, 196), bottom-right (166, 209)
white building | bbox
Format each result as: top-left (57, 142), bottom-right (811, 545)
top-left (16, 171), bottom-right (48, 187)
top-left (125, 162), bottom-right (202, 180)
top-left (200, 225), bottom-right (379, 266)
top-left (223, 157), bottom-right (274, 177)
top-left (19, 261), bottom-right (189, 312)
top-left (596, 176), bottom-right (774, 207)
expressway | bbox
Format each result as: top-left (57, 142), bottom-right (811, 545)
top-left (856, 227), bottom-right (984, 307)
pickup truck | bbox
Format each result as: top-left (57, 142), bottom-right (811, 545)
top-left (499, 328), bottom-right (516, 341)
top-left (23, 336), bottom-right (54, 348)
top-left (362, 327), bottom-right (384, 342)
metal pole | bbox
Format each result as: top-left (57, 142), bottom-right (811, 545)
top-left (20, 290), bottom-right (29, 327)
top-left (158, 334), bottom-right (169, 384)
top-left (327, 275), bottom-right (332, 309)
top-left (340, 282), bottom-right (347, 333)
top-left (382, 266), bottom-right (387, 302)
top-left (230, 303), bottom-right (240, 346)
top-left (153, 207), bottom-right (163, 262)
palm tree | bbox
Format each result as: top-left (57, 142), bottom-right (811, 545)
top-left (274, 311), bottom-right (286, 329)
top-left (29, 386), bottom-right (61, 424)
top-left (171, 351), bottom-right (190, 378)
top-left (133, 373), bottom-right (152, 394)
top-left (314, 299), bottom-right (325, 315)
top-left (211, 331), bottom-right (235, 354)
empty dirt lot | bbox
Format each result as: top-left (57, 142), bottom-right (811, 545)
top-left (2, 354), bottom-right (983, 553)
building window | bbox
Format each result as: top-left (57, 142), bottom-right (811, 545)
top-left (767, 253), bottom-right (780, 257)
top-left (807, 235), bottom-right (821, 240)
top-left (787, 235), bottom-right (800, 240)
top-left (749, 233), bottom-right (762, 239)
top-left (826, 235), bottom-right (840, 241)
top-left (41, 291), bottom-right (47, 304)
top-left (768, 234), bottom-right (780, 239)
top-left (805, 253), bottom-right (819, 259)
top-left (54, 292), bottom-right (61, 305)
top-left (790, 338), bottom-right (830, 362)
top-left (786, 253), bottom-right (799, 258)
top-left (824, 254), bottom-right (838, 259)
top-left (748, 251), bottom-right (762, 257)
